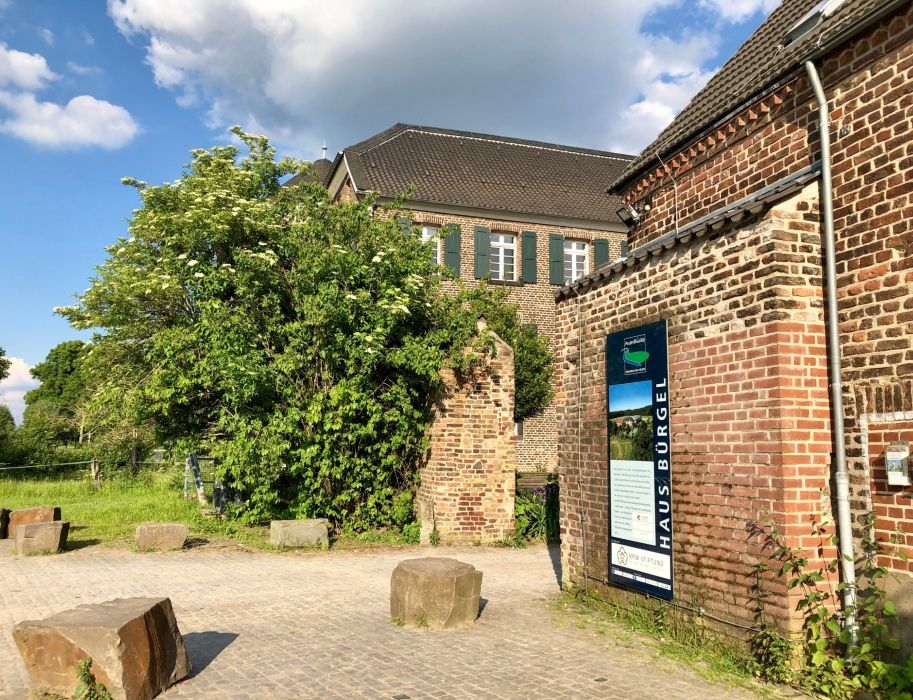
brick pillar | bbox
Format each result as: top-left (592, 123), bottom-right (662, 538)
top-left (418, 318), bottom-right (517, 543)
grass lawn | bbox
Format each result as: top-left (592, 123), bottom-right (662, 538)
top-left (0, 467), bottom-right (270, 550)
top-left (0, 467), bottom-right (420, 552)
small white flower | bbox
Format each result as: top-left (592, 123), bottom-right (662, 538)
top-left (194, 272), bottom-right (204, 278)
top-left (177, 253), bottom-right (188, 260)
top-left (371, 255), bottom-right (382, 263)
top-left (187, 260), bottom-right (199, 267)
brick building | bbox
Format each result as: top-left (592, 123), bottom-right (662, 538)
top-left (308, 124), bottom-right (633, 471)
top-left (555, 0), bottom-right (913, 638)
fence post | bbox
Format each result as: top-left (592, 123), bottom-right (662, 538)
top-left (90, 459), bottom-right (101, 490)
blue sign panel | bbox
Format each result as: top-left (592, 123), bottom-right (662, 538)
top-left (605, 320), bottom-right (673, 600)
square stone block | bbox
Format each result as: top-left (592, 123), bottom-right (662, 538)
top-left (270, 519), bottom-right (329, 548)
top-left (390, 557), bottom-right (483, 629)
top-left (135, 523), bottom-right (188, 551)
top-left (15, 521), bottom-right (69, 555)
top-left (9, 506), bottom-right (61, 538)
top-left (13, 596), bottom-right (190, 700)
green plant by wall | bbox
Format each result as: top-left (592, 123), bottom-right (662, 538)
top-left (74, 659), bottom-right (112, 700)
top-left (514, 474), bottom-right (560, 543)
top-left (401, 520), bottom-right (420, 544)
top-left (750, 515), bottom-right (913, 699)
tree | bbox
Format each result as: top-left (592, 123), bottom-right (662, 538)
top-left (22, 340), bottom-right (89, 445)
top-left (0, 346), bottom-right (10, 382)
top-left (60, 128), bottom-right (524, 528)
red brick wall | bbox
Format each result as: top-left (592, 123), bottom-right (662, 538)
top-left (556, 185), bottom-right (835, 633)
top-left (616, 4), bottom-right (913, 577)
top-left (417, 321), bottom-right (516, 543)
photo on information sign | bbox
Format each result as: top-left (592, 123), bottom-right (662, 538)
top-left (608, 380), bottom-right (653, 462)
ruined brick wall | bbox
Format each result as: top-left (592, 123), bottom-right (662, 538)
top-left (418, 320), bottom-right (516, 543)
top-left (616, 4), bottom-right (913, 573)
top-left (556, 185), bottom-right (835, 635)
top-left (407, 209), bottom-right (626, 472)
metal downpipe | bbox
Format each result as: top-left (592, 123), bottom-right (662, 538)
top-left (804, 60), bottom-right (857, 646)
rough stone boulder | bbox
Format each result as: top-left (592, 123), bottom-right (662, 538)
top-left (15, 521), bottom-right (69, 555)
top-left (0, 507), bottom-right (9, 539)
top-left (13, 596), bottom-right (191, 700)
top-left (390, 557), bottom-right (483, 629)
top-left (9, 506), bottom-right (61, 538)
top-left (270, 519), bottom-right (329, 548)
top-left (135, 523), bottom-right (188, 552)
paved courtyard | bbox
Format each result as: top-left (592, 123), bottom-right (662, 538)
top-left (1, 543), bottom-right (762, 699)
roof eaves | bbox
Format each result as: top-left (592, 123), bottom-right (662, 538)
top-left (558, 163), bottom-right (821, 301)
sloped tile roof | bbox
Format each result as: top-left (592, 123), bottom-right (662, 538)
top-left (611, 0), bottom-right (902, 191)
top-left (341, 124), bottom-right (634, 224)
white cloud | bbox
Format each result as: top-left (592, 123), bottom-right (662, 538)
top-left (699, 0), bottom-right (780, 23)
top-left (0, 42), bottom-right (58, 90)
top-left (107, 0), bottom-right (775, 157)
top-left (67, 61), bottom-right (103, 76)
top-left (39, 27), bottom-right (55, 46)
top-left (606, 34), bottom-right (719, 152)
top-left (0, 91), bottom-right (139, 149)
top-left (0, 357), bottom-right (39, 425)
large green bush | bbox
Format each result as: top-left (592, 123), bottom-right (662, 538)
top-left (59, 129), bottom-right (552, 529)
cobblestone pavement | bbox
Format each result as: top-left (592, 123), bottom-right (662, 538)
top-left (1, 543), bottom-right (763, 699)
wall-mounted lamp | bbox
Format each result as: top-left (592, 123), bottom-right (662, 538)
top-left (615, 196), bottom-right (652, 227)
top-left (616, 204), bottom-right (641, 226)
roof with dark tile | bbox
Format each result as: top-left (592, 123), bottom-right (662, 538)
top-left (339, 124), bottom-right (634, 224)
top-left (611, 0), bottom-right (903, 191)
top-left (284, 158), bottom-right (335, 188)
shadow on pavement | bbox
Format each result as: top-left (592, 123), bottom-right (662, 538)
top-left (183, 631), bottom-right (239, 676)
top-left (548, 543), bottom-right (562, 589)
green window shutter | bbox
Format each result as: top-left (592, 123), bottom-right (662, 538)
top-left (621, 240), bottom-right (630, 258)
top-left (398, 216), bottom-right (412, 235)
top-left (444, 224), bottom-right (461, 276)
top-left (594, 238), bottom-right (609, 268)
top-left (521, 231), bottom-right (537, 283)
top-left (474, 226), bottom-right (491, 279)
top-left (548, 233), bottom-right (565, 285)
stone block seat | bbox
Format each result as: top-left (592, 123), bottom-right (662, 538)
top-left (390, 557), bottom-right (483, 629)
top-left (16, 521), bottom-right (69, 555)
top-left (270, 519), bottom-right (329, 548)
top-left (13, 596), bottom-right (190, 700)
top-left (8, 506), bottom-right (61, 538)
top-left (135, 523), bottom-right (188, 551)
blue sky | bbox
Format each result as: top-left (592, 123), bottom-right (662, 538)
top-left (0, 0), bottom-right (777, 420)
top-left (610, 381), bottom-right (653, 413)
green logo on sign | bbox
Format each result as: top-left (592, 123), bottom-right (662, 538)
top-left (623, 349), bottom-right (650, 368)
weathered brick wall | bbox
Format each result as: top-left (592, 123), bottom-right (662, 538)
top-left (408, 209), bottom-right (625, 472)
top-left (616, 5), bottom-right (913, 576)
top-left (418, 320), bottom-right (516, 543)
top-left (556, 185), bottom-right (835, 634)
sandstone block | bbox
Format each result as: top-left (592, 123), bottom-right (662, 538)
top-left (0, 507), bottom-right (9, 539)
top-left (9, 506), bottom-right (61, 538)
top-left (13, 596), bottom-right (190, 700)
top-left (390, 557), bottom-right (483, 629)
top-left (15, 521), bottom-right (69, 555)
top-left (135, 523), bottom-right (188, 552)
top-left (270, 519), bottom-right (329, 548)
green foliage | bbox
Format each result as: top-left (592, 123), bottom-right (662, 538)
top-left (74, 658), bottom-right (112, 700)
top-left (0, 346), bottom-right (9, 382)
top-left (514, 475), bottom-right (560, 543)
top-left (401, 520), bottom-right (421, 545)
top-left (26, 340), bottom-right (89, 410)
top-left (456, 283), bottom-right (554, 421)
top-left (429, 529), bottom-right (441, 546)
top-left (57, 128), bottom-right (540, 530)
top-left (750, 515), bottom-right (913, 698)
top-left (392, 490), bottom-right (415, 527)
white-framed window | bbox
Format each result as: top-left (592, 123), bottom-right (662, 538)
top-left (490, 233), bottom-right (516, 281)
top-left (421, 225), bottom-right (440, 265)
top-left (564, 240), bottom-right (589, 285)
